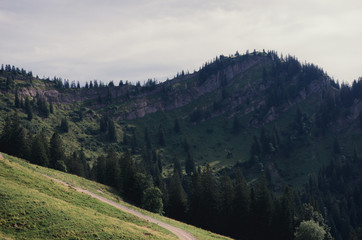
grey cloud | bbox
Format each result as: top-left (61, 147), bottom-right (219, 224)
top-left (0, 0), bottom-right (361, 84)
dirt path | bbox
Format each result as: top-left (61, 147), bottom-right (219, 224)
top-left (46, 175), bottom-right (197, 240)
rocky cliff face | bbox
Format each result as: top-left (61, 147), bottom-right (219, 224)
top-left (115, 56), bottom-right (268, 120)
top-left (12, 54), bottom-right (333, 125)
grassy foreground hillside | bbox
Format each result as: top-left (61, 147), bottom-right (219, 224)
top-left (0, 152), bottom-right (230, 240)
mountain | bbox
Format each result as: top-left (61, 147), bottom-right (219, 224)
top-left (1, 51), bottom-right (362, 239)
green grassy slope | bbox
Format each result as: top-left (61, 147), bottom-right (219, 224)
top-left (0, 152), bottom-right (231, 240)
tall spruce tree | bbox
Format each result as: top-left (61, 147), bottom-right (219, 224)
top-left (49, 132), bottom-right (65, 171)
top-left (185, 152), bottom-right (196, 175)
top-left (167, 172), bottom-right (187, 220)
top-left (219, 171), bottom-right (235, 234)
top-left (232, 168), bottom-right (251, 238)
top-left (158, 125), bottom-right (165, 146)
top-left (25, 97), bottom-right (33, 121)
top-left (199, 164), bottom-right (219, 230)
top-left (250, 173), bottom-right (273, 240)
top-left (31, 131), bottom-right (49, 167)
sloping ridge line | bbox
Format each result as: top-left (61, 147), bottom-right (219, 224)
top-left (45, 175), bottom-right (197, 240)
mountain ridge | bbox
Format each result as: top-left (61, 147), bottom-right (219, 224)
top-left (1, 51), bottom-right (362, 239)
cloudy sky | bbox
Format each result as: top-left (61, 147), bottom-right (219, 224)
top-left (1, 0), bottom-right (361, 84)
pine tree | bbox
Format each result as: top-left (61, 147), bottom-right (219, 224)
top-left (232, 115), bottom-right (240, 133)
top-left (232, 168), bottom-right (251, 238)
top-left (183, 138), bottom-right (190, 153)
top-left (25, 97), bottom-right (33, 121)
top-left (250, 135), bottom-right (261, 161)
top-left (158, 125), bottom-right (165, 146)
top-left (49, 99), bottom-right (54, 114)
top-left (0, 116), bottom-right (12, 154)
top-left (144, 127), bottom-right (151, 149)
top-left (31, 131), bottom-right (49, 167)
top-left (274, 186), bottom-right (296, 240)
top-left (167, 172), bottom-right (187, 220)
top-left (107, 119), bottom-right (117, 142)
top-left (173, 158), bottom-right (182, 177)
top-left (199, 164), bottom-right (219, 230)
top-left (49, 132), bottom-right (65, 170)
top-left (105, 147), bottom-right (121, 190)
top-left (95, 155), bottom-right (106, 184)
top-left (119, 151), bottom-right (137, 198)
top-left (0, 113), bottom-right (26, 158)
top-left (219, 171), bottom-right (235, 234)
top-left (333, 137), bottom-right (341, 154)
top-left (131, 131), bottom-right (137, 153)
top-left (188, 171), bottom-right (202, 225)
top-left (174, 118), bottom-right (180, 133)
top-left (60, 117), bottom-right (69, 132)
top-left (185, 152), bottom-right (196, 175)
top-left (14, 90), bottom-right (20, 108)
top-left (67, 151), bottom-right (85, 177)
top-left (250, 173), bottom-right (273, 239)
top-left (100, 115), bottom-right (108, 133)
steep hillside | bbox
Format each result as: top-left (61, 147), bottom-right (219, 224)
top-left (0, 152), bottom-right (230, 240)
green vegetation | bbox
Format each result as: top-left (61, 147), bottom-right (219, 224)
top-left (0, 153), bottom-right (230, 240)
top-left (2, 51), bottom-right (362, 239)
top-left (295, 220), bottom-right (326, 240)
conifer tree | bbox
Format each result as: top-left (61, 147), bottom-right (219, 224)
top-left (0, 116), bottom-right (12, 154)
top-left (185, 152), bottom-right (196, 175)
top-left (119, 151), bottom-right (136, 197)
top-left (20, 98), bottom-right (24, 108)
top-left (60, 117), bottom-right (69, 132)
top-left (167, 172), bottom-right (187, 220)
top-left (31, 131), bottom-right (49, 167)
top-left (107, 119), bottom-right (117, 142)
top-left (188, 171), bottom-right (202, 225)
top-left (144, 127), bottom-right (151, 149)
top-left (232, 115), bottom-right (240, 133)
top-left (280, 186), bottom-right (296, 240)
top-left (14, 90), bottom-right (20, 108)
top-left (173, 158), bottom-right (182, 177)
top-left (158, 125), bottom-right (165, 146)
top-left (49, 99), bottom-right (54, 114)
top-left (174, 118), bottom-right (180, 133)
top-left (49, 132), bottom-right (65, 170)
top-left (232, 168), bottom-right (251, 238)
top-left (25, 97), bottom-right (33, 121)
top-left (250, 173), bottom-right (273, 239)
top-left (250, 135), bottom-right (261, 161)
top-left (219, 171), bottom-right (235, 234)
top-left (199, 164), bottom-right (219, 230)
top-left (0, 113), bottom-right (26, 158)
top-left (105, 147), bottom-right (121, 189)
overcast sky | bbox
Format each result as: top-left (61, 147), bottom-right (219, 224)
top-left (1, 0), bottom-right (361, 84)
